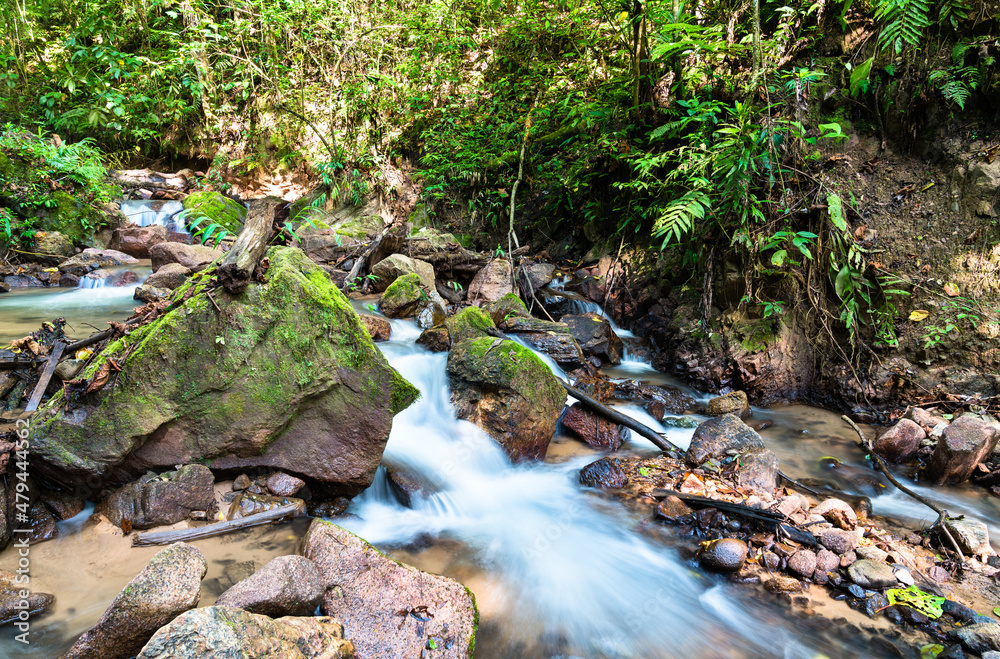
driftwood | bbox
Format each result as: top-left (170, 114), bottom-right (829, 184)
top-left (113, 169), bottom-right (190, 191)
top-left (342, 228), bottom-right (388, 292)
top-left (0, 358), bottom-right (45, 371)
top-left (562, 381), bottom-right (683, 454)
top-left (24, 341), bottom-right (65, 412)
top-left (218, 196), bottom-right (285, 294)
top-left (132, 503), bottom-right (302, 547)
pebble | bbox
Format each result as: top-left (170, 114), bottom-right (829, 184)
top-left (762, 551), bottom-right (781, 571)
top-left (820, 529), bottom-right (857, 555)
top-left (816, 549), bottom-right (840, 572)
top-left (855, 546), bottom-right (889, 562)
top-left (764, 575), bottom-right (802, 593)
top-left (788, 550), bottom-right (817, 578)
top-left (892, 566), bottom-right (915, 586)
top-left (699, 538), bottom-right (748, 572)
top-left (848, 559), bottom-right (899, 590)
top-left (840, 550), bottom-right (857, 568)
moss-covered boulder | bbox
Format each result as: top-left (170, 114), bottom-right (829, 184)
top-left (483, 292), bottom-right (530, 325)
top-left (370, 253), bottom-right (436, 293)
top-left (447, 337), bottom-right (565, 461)
top-left (444, 306), bottom-right (495, 344)
top-left (379, 272), bottom-right (424, 317)
top-left (28, 246), bottom-right (419, 494)
top-left (181, 190), bottom-right (247, 234)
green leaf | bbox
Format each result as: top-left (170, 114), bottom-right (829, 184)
top-left (828, 193), bottom-right (847, 232)
top-left (835, 265), bottom-right (852, 299)
top-left (919, 645), bottom-right (944, 659)
top-left (886, 585), bottom-right (945, 619)
top-left (850, 57), bottom-right (873, 97)
top-left (771, 249), bottom-right (788, 267)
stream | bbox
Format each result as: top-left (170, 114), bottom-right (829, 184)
top-left (1, 275), bottom-right (997, 657)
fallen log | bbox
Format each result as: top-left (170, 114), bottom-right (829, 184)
top-left (131, 503), bottom-right (302, 547)
top-left (342, 228), bottom-right (388, 292)
top-left (217, 196), bottom-right (285, 294)
top-left (562, 381), bottom-right (683, 454)
top-left (24, 341), bottom-right (65, 412)
top-left (113, 169), bottom-right (190, 191)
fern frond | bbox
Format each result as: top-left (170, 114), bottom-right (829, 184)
top-left (876, 0), bottom-right (931, 54)
top-left (941, 80), bottom-right (970, 108)
top-left (653, 190), bottom-right (711, 248)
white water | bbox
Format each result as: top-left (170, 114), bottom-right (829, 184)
top-left (340, 318), bottom-right (856, 657)
top-left (119, 199), bottom-right (188, 235)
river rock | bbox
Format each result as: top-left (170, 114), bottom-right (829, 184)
top-left (58, 248), bottom-right (138, 276)
top-left (706, 391), bottom-right (751, 418)
top-left (303, 519), bottom-right (477, 659)
top-left (944, 517), bottom-right (991, 555)
top-left (847, 559), bottom-right (898, 589)
top-left (614, 380), bottom-right (696, 419)
top-left (764, 575), bottom-right (803, 593)
top-left (560, 403), bottom-right (629, 450)
top-left (951, 623), bottom-right (1000, 654)
top-left (53, 358), bottom-right (85, 382)
top-left (815, 549), bottom-right (840, 572)
top-left (468, 258), bottom-right (514, 302)
top-left (27, 501), bottom-right (57, 544)
top-left (484, 292), bottom-right (530, 325)
top-left (445, 306), bottom-right (496, 344)
top-left (0, 585), bottom-right (53, 625)
top-left (686, 414), bottom-right (778, 494)
top-left (34, 230), bottom-right (76, 261)
top-left (700, 538), bottom-right (747, 572)
top-left (562, 313), bottom-right (623, 364)
top-left (134, 284), bottom-right (170, 303)
top-left (385, 465), bottom-right (438, 508)
top-left (579, 457), bottom-right (628, 488)
top-left (447, 337), bottom-right (564, 461)
top-left (266, 472), bottom-right (305, 497)
top-left (501, 317), bottom-right (586, 368)
top-left (214, 555), bottom-right (323, 617)
top-left (370, 253), bottom-right (436, 293)
top-left (787, 550), bottom-right (817, 578)
top-left (810, 497), bottom-right (859, 529)
top-left (521, 261), bottom-right (556, 294)
top-left (144, 263), bottom-right (191, 290)
top-left (873, 419), bottom-right (925, 464)
top-left (226, 493), bottom-right (306, 520)
top-left (29, 247), bottom-right (419, 495)
top-left (358, 314), bottom-right (391, 342)
top-left (110, 223), bottom-right (168, 259)
top-left (63, 542), bottom-right (206, 659)
top-left (655, 495), bottom-right (694, 523)
top-left (905, 406), bottom-right (948, 433)
top-left (820, 528), bottom-right (857, 555)
top-left (136, 606), bottom-right (354, 659)
top-left (379, 272), bottom-right (424, 317)
top-left (416, 301), bottom-right (446, 329)
top-left (855, 546), bottom-right (889, 562)
top-left (3, 273), bottom-right (42, 287)
top-left (416, 326), bottom-right (450, 352)
top-left (96, 464), bottom-right (214, 530)
top-left (149, 241), bottom-right (221, 272)
top-left (39, 488), bottom-right (85, 520)
top-left (928, 414), bottom-right (999, 484)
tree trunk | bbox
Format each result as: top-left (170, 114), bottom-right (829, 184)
top-left (218, 197), bottom-right (285, 294)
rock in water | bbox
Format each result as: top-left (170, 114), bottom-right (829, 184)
top-left (110, 223), bottom-right (168, 259)
top-left (560, 403), bottom-right (629, 450)
top-left (686, 414), bottom-right (779, 495)
top-left (379, 272), bottom-right (425, 318)
top-left (29, 247), bottom-right (419, 495)
top-left (303, 519), bottom-right (477, 659)
top-left (136, 606), bottom-right (355, 659)
top-left (943, 517), bottom-right (991, 556)
top-left (63, 542), bottom-right (207, 659)
top-left (144, 263), bottom-right (191, 290)
top-left (873, 418), bottom-right (926, 464)
top-left (700, 538), bottom-right (748, 572)
top-left (214, 555), bottom-right (324, 618)
top-left (706, 391), bottom-right (751, 418)
top-left (468, 259), bottom-right (514, 302)
top-left (927, 414), bottom-right (999, 484)
top-left (370, 253), bottom-right (436, 293)
top-left (97, 464), bottom-right (215, 529)
top-left (951, 622), bottom-right (1000, 654)
top-left (447, 337), bottom-right (565, 461)
top-left (562, 313), bottom-right (623, 364)
top-left (579, 457), bottom-right (628, 489)
top-left (148, 241), bottom-right (221, 272)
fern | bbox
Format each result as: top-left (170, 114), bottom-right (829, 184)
top-left (875, 0), bottom-right (931, 54)
top-left (653, 189), bottom-right (711, 248)
top-left (940, 80), bottom-right (971, 108)
top-left (938, 0), bottom-right (969, 30)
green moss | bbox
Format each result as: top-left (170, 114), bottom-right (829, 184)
top-left (734, 319), bottom-right (777, 353)
top-left (336, 215), bottom-right (384, 239)
top-left (483, 293), bottom-right (529, 325)
top-left (444, 306), bottom-right (496, 344)
top-left (380, 272), bottom-right (424, 316)
top-left (182, 190), bottom-right (247, 234)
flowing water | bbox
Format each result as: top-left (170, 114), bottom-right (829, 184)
top-left (0, 286), bottom-right (995, 657)
top-left (118, 199), bottom-right (186, 235)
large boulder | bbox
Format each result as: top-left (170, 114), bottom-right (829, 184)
top-left (444, 306), bottom-right (495, 344)
top-left (927, 414), bottom-right (999, 484)
top-left (136, 607), bottom-right (355, 659)
top-left (58, 248), bottom-right (138, 276)
top-left (29, 247), bottom-right (419, 495)
top-left (468, 259), bottom-right (515, 303)
top-left (873, 418), bottom-right (925, 464)
top-left (501, 317), bottom-right (586, 368)
top-left (96, 464), bottom-right (215, 529)
top-left (447, 337), bottom-right (565, 461)
top-left (144, 262), bottom-right (191, 290)
top-left (149, 241), bottom-right (222, 272)
top-left (370, 253), bottom-right (436, 293)
top-left (63, 542), bottom-right (206, 659)
top-left (110, 223), bottom-right (168, 258)
top-left (181, 190), bottom-right (247, 234)
top-left (563, 313), bottom-right (623, 364)
top-left (303, 519), bottom-right (477, 659)
top-left (34, 231), bottom-right (76, 262)
top-left (214, 555), bottom-right (324, 617)
top-left (686, 414), bottom-right (778, 494)
top-left (561, 404), bottom-right (629, 450)
top-left (379, 272), bottom-right (424, 318)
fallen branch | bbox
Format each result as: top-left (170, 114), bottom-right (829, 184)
top-left (24, 341), bottom-right (65, 413)
top-left (132, 503), bottom-right (302, 547)
top-left (342, 228), bottom-right (388, 292)
top-left (562, 381), bottom-right (683, 454)
top-left (218, 197), bottom-right (284, 294)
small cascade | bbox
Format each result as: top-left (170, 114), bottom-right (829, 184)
top-left (119, 199), bottom-right (188, 236)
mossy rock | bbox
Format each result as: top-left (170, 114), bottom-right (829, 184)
top-left (335, 215), bottom-right (384, 240)
top-left (28, 246), bottom-right (419, 494)
top-left (182, 191), bottom-right (247, 234)
top-left (483, 293), bottom-right (529, 325)
top-left (444, 306), bottom-right (496, 344)
top-left (447, 337), bottom-right (565, 461)
top-left (379, 272), bottom-right (424, 318)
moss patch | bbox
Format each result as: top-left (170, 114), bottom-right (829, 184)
top-left (444, 306), bottom-right (496, 344)
top-left (182, 190), bottom-right (247, 234)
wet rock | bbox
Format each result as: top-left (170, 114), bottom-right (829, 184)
top-left (444, 306), bottom-right (496, 344)
top-left (144, 263), bottom-right (191, 290)
top-left (951, 622), bottom-right (1000, 654)
top-left (579, 457), bottom-right (628, 489)
top-left (370, 253), bottom-right (436, 293)
top-left (0, 570), bottom-right (54, 625)
top-left (214, 555), bottom-right (324, 617)
top-left (521, 261), bottom-right (556, 294)
top-left (136, 606), bottom-right (354, 659)
top-left (468, 259), bottom-right (515, 303)
top-left (565, 275), bottom-right (603, 302)
top-left (686, 414), bottom-right (778, 494)
top-left (266, 472), bottom-right (305, 497)
top-left (379, 273), bottom-right (425, 318)
top-left (448, 337), bottom-right (564, 461)
top-left (847, 559), bottom-right (898, 589)
top-left (943, 517), bottom-right (991, 555)
top-left (560, 404), bottom-right (629, 450)
top-left (359, 314), bottom-right (391, 342)
top-left (233, 474), bottom-right (251, 491)
top-left (943, 599), bottom-right (978, 623)
top-left (385, 465), bottom-right (437, 508)
top-left (34, 231), bottom-right (76, 261)
top-left (134, 284), bottom-right (170, 303)
top-left (706, 391), bottom-right (751, 418)
top-left (3, 274), bottom-right (42, 287)
top-left (309, 497), bottom-right (350, 518)
top-left (864, 592), bottom-right (890, 618)
top-left (416, 301), bottom-right (447, 329)
top-left (227, 493), bottom-right (306, 520)
top-left (97, 464), bottom-right (215, 530)
top-left (614, 380), bottom-right (696, 418)
top-left (416, 326), bottom-right (450, 352)
top-left (58, 273), bottom-right (80, 287)
top-left (904, 406), bottom-right (948, 434)
top-left (110, 223), bottom-right (168, 259)
top-left (928, 415), bottom-right (999, 484)
top-left (700, 538), bottom-right (748, 572)
top-left (149, 241), bottom-right (220, 272)
top-left (655, 495), bottom-right (694, 523)
top-left (563, 313), bottom-right (623, 364)
top-left (820, 529), bottom-right (858, 555)
top-left (788, 550), bottom-right (817, 578)
top-left (63, 542), bottom-right (206, 659)
top-left (27, 501), bottom-right (57, 544)
top-left (502, 317), bottom-right (586, 367)
top-left (303, 519), bottom-right (476, 659)
top-left (484, 292), bottom-right (531, 325)
top-left (39, 489), bottom-right (85, 521)
top-left (873, 419), bottom-right (926, 464)
top-left (764, 575), bottom-right (802, 593)
top-left (30, 248), bottom-right (419, 495)
top-left (59, 248), bottom-right (138, 276)
top-left (762, 552), bottom-right (781, 570)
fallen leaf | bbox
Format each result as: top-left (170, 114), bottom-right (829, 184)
top-left (909, 310), bottom-right (930, 322)
top-left (86, 362), bottom-right (111, 394)
top-left (943, 282), bottom-right (960, 297)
